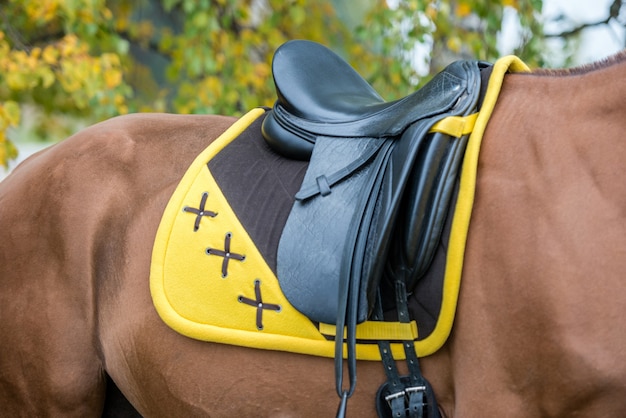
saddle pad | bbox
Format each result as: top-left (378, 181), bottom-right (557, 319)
top-left (150, 55), bottom-right (529, 360)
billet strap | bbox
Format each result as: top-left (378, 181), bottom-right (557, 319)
top-left (373, 292), bottom-right (409, 418)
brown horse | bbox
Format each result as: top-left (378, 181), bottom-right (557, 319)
top-left (1, 50), bottom-right (626, 417)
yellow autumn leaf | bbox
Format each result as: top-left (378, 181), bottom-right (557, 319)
top-left (102, 52), bottom-right (120, 67)
top-left (114, 94), bottom-right (128, 114)
top-left (447, 36), bottom-right (462, 53)
top-left (59, 34), bottom-right (79, 57)
top-left (5, 59), bottom-right (18, 73)
top-left (254, 62), bottom-right (270, 79)
top-left (43, 1), bottom-right (60, 22)
top-left (30, 47), bottom-right (42, 60)
top-left (12, 50), bottom-right (28, 66)
top-left (104, 69), bottom-right (122, 88)
top-left (456, 2), bottom-right (472, 17)
top-left (102, 7), bottom-right (113, 20)
top-left (205, 76), bottom-right (221, 96)
top-left (0, 100), bottom-right (20, 167)
top-left (2, 101), bottom-right (21, 127)
top-left (38, 67), bottom-right (56, 88)
top-left (5, 72), bottom-right (28, 90)
top-left (390, 72), bottom-right (402, 86)
top-left (0, 141), bottom-right (6, 168)
top-left (58, 61), bottom-right (82, 92)
top-left (77, 8), bottom-right (97, 24)
top-left (233, 42), bottom-right (244, 57)
top-left (0, 130), bottom-right (18, 168)
top-left (42, 45), bottom-right (58, 65)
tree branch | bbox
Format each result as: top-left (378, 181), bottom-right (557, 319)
top-left (0, 9), bottom-right (30, 50)
top-left (544, 0), bottom-right (624, 38)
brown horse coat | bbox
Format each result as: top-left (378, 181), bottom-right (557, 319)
top-left (1, 51), bottom-right (626, 417)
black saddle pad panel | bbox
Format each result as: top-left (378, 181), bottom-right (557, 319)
top-left (208, 113), bottom-right (308, 273)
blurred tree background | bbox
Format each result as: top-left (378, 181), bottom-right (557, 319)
top-left (1, 0), bottom-right (624, 167)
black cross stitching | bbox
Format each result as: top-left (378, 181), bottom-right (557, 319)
top-left (183, 192), bottom-right (217, 231)
top-left (205, 232), bottom-right (245, 278)
top-left (238, 279), bottom-right (281, 330)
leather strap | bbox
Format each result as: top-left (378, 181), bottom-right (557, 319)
top-left (295, 139), bottom-right (385, 200)
top-left (373, 280), bottom-right (440, 418)
top-left (373, 295), bottom-right (407, 418)
top-left (397, 280), bottom-right (427, 418)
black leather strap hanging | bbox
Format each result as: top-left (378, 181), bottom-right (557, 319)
top-left (374, 281), bottom-right (440, 418)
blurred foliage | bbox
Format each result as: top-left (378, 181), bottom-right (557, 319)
top-left (0, 0), bottom-right (617, 167)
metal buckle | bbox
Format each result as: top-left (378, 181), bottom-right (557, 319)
top-left (386, 386), bottom-right (427, 411)
top-left (405, 385), bottom-right (428, 416)
top-left (405, 385), bottom-right (426, 396)
top-left (385, 390), bottom-right (406, 403)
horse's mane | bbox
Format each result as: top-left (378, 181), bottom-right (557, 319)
top-left (532, 49), bottom-right (626, 76)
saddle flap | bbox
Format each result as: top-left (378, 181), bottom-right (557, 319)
top-left (277, 117), bottom-right (443, 326)
top-left (277, 135), bottom-right (395, 325)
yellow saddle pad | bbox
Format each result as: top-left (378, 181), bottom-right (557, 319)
top-left (150, 56), bottom-right (529, 361)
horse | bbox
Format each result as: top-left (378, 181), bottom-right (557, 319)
top-left (1, 49), bottom-right (626, 417)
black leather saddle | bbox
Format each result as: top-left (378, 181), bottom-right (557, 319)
top-left (262, 40), bottom-right (486, 417)
top-left (263, 39), bottom-right (483, 322)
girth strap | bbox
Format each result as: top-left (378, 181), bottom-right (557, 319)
top-left (374, 281), bottom-right (440, 418)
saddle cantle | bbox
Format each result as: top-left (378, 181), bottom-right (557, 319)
top-left (262, 40), bottom-right (486, 416)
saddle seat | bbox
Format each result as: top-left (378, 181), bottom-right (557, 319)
top-left (262, 39), bottom-right (478, 160)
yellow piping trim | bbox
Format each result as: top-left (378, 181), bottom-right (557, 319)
top-left (413, 55), bottom-right (531, 356)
